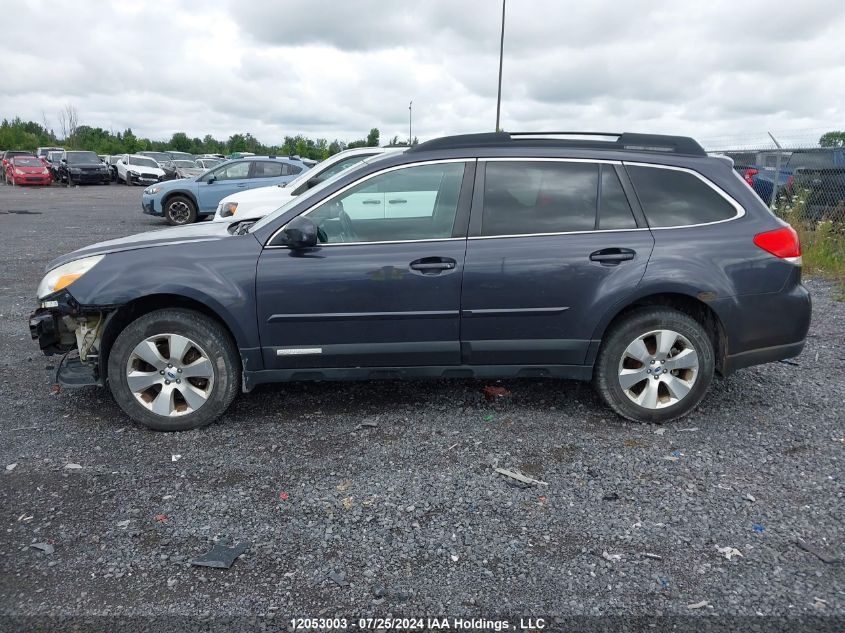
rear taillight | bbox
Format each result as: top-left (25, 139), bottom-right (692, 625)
top-left (743, 168), bottom-right (758, 187)
top-left (754, 226), bottom-right (801, 262)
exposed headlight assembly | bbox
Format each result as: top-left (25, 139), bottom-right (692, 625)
top-left (220, 202), bottom-right (238, 217)
top-left (37, 255), bottom-right (105, 299)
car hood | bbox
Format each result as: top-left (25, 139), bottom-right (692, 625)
top-left (15, 165), bottom-right (48, 172)
top-left (46, 221), bottom-right (235, 271)
top-left (130, 165), bottom-right (166, 175)
top-left (67, 162), bottom-right (107, 168)
top-left (148, 175), bottom-right (200, 193)
top-left (218, 183), bottom-right (291, 207)
top-left (177, 168), bottom-right (205, 177)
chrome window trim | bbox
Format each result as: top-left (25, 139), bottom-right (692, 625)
top-left (479, 157), bottom-right (622, 165)
top-left (266, 158), bottom-right (471, 248)
top-left (266, 156), bottom-right (747, 247)
top-left (622, 161), bottom-right (746, 229)
top-left (467, 227), bottom-right (649, 241)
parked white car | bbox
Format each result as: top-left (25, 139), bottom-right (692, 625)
top-left (212, 147), bottom-right (401, 223)
top-left (115, 154), bottom-right (167, 186)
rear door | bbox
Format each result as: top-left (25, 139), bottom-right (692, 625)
top-left (255, 160), bottom-right (474, 370)
top-left (461, 159), bottom-right (654, 366)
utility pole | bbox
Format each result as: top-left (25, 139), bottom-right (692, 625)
top-left (409, 100), bottom-right (413, 145)
top-left (768, 131), bottom-right (782, 209)
top-left (495, 0), bottom-right (506, 132)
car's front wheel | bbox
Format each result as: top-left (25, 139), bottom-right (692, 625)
top-left (593, 307), bottom-right (714, 423)
top-left (107, 309), bottom-right (240, 431)
top-left (164, 195), bottom-right (198, 225)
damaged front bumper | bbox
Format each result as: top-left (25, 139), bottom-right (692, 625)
top-left (29, 290), bottom-right (107, 388)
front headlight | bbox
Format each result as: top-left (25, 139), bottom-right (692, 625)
top-left (145, 185), bottom-right (163, 194)
top-left (128, 170), bottom-right (139, 176)
top-left (36, 255), bottom-right (105, 299)
top-left (221, 202), bottom-right (238, 217)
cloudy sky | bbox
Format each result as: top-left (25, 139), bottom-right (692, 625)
top-left (3, 0), bottom-right (844, 148)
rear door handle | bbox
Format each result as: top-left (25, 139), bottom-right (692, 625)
top-left (589, 248), bottom-right (636, 265)
top-left (388, 198), bottom-right (407, 204)
top-left (410, 257), bottom-right (457, 274)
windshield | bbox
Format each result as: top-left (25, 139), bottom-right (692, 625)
top-left (787, 152), bottom-right (837, 170)
top-left (48, 152), bottom-right (63, 161)
top-left (250, 154), bottom-right (393, 232)
top-left (140, 152), bottom-right (169, 162)
top-left (15, 156), bottom-right (42, 166)
top-left (67, 151), bottom-right (99, 164)
top-left (200, 159), bottom-right (221, 167)
top-left (173, 160), bottom-right (198, 167)
top-left (130, 156), bottom-right (160, 168)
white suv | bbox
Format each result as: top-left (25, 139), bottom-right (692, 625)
top-left (212, 147), bottom-right (401, 223)
top-left (115, 154), bottom-right (167, 186)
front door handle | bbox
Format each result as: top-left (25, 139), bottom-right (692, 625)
top-left (362, 199), bottom-right (382, 205)
top-left (589, 248), bottom-right (636, 265)
top-left (409, 257), bottom-right (457, 275)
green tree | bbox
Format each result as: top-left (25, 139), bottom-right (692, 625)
top-left (819, 131), bottom-right (845, 148)
top-left (366, 127), bottom-right (380, 147)
top-left (169, 132), bottom-right (191, 152)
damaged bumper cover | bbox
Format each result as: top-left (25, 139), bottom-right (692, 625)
top-left (29, 290), bottom-right (109, 388)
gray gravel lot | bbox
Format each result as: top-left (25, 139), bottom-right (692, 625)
top-left (0, 183), bottom-right (843, 631)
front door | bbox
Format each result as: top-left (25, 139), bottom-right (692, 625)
top-left (461, 159), bottom-right (654, 366)
top-left (256, 160), bottom-right (474, 370)
top-left (196, 161), bottom-right (252, 212)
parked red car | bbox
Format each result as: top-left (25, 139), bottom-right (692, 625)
top-left (5, 155), bottom-right (53, 186)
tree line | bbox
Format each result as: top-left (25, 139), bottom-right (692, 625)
top-left (0, 108), bottom-right (397, 160)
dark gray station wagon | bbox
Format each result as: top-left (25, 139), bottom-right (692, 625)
top-left (30, 132), bottom-right (811, 430)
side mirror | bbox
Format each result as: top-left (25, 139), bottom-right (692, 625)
top-left (280, 216), bottom-right (318, 249)
top-left (61, 158), bottom-right (67, 163)
top-left (206, 176), bottom-right (216, 184)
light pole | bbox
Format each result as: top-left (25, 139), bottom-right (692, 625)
top-left (409, 100), bottom-right (413, 145)
top-left (495, 0), bottom-right (506, 132)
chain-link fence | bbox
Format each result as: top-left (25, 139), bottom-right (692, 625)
top-left (703, 131), bottom-right (845, 226)
top-left (702, 131), bottom-right (845, 277)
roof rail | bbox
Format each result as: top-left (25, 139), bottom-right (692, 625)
top-left (408, 131), bottom-right (707, 156)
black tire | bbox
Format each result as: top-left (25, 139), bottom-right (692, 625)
top-left (125, 172), bottom-right (132, 186)
top-left (164, 195), bottom-right (197, 225)
top-left (107, 308), bottom-right (240, 431)
top-left (593, 307), bottom-right (714, 423)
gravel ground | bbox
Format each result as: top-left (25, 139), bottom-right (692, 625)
top-left (0, 184), bottom-right (843, 632)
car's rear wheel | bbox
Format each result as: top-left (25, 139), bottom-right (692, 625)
top-left (164, 195), bottom-right (197, 225)
top-left (593, 307), bottom-right (714, 423)
top-left (107, 308), bottom-right (239, 431)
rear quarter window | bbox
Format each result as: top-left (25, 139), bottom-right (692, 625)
top-left (626, 165), bottom-right (738, 228)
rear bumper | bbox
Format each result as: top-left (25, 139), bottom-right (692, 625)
top-left (723, 340), bottom-right (805, 375)
top-left (713, 277), bottom-right (811, 375)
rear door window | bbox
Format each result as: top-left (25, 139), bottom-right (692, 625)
top-left (481, 161), bottom-right (598, 236)
top-left (626, 165), bottom-right (737, 227)
top-left (252, 161), bottom-right (284, 178)
top-left (599, 166), bottom-right (637, 230)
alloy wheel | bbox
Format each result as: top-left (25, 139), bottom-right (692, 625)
top-left (617, 329), bottom-right (699, 409)
top-left (125, 333), bottom-right (215, 417)
top-left (168, 200), bottom-right (191, 224)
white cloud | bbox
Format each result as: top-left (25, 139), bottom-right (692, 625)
top-left (1, 0), bottom-right (844, 148)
